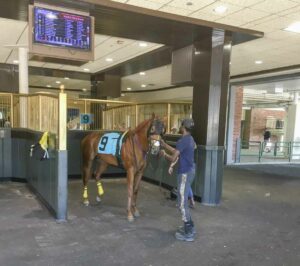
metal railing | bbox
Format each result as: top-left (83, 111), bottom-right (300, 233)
top-left (1, 94), bottom-right (192, 134)
top-left (67, 98), bottom-right (192, 133)
top-left (235, 138), bottom-right (300, 163)
top-left (0, 92), bottom-right (59, 134)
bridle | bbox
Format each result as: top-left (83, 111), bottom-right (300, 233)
top-left (130, 119), bottom-right (165, 169)
top-left (147, 119), bottom-right (165, 156)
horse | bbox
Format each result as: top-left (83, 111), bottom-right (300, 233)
top-left (81, 116), bottom-right (165, 221)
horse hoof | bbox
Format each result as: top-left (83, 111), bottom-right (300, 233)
top-left (83, 200), bottom-right (89, 206)
top-left (134, 210), bottom-right (140, 217)
top-left (96, 196), bottom-right (101, 202)
top-left (127, 216), bottom-right (135, 222)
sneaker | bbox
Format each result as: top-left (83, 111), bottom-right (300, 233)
top-left (175, 231), bottom-right (195, 242)
top-left (177, 225), bottom-right (196, 235)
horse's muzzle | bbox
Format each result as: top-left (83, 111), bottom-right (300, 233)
top-left (150, 137), bottom-right (161, 155)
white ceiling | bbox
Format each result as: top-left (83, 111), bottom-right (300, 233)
top-left (112, 0), bottom-right (300, 75)
top-left (0, 0), bottom-right (300, 96)
top-left (29, 75), bottom-right (90, 90)
top-left (121, 65), bottom-right (171, 91)
top-left (0, 17), bottom-right (163, 73)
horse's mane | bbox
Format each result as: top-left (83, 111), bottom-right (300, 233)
top-left (133, 118), bottom-right (152, 134)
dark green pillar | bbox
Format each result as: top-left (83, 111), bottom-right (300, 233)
top-left (192, 29), bottom-right (232, 205)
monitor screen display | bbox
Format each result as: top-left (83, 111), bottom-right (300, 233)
top-left (34, 7), bottom-right (91, 50)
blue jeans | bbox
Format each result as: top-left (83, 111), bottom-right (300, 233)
top-left (188, 187), bottom-right (193, 199)
top-left (177, 168), bottom-right (195, 222)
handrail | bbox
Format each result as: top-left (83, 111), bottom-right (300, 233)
top-left (67, 98), bottom-right (192, 106)
top-left (236, 138), bottom-right (300, 163)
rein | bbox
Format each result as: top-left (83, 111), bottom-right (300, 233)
top-left (126, 119), bottom-right (163, 171)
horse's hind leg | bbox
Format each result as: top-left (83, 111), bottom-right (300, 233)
top-left (94, 158), bottom-right (108, 202)
top-left (82, 160), bottom-right (93, 206)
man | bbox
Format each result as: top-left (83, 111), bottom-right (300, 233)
top-left (263, 129), bottom-right (272, 153)
top-left (160, 118), bottom-right (196, 242)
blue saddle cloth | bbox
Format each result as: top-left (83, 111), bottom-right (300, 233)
top-left (98, 132), bottom-right (126, 156)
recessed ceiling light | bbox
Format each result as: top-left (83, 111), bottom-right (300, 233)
top-left (186, 1), bottom-right (193, 6)
top-left (105, 58), bottom-right (113, 62)
top-left (139, 42), bottom-right (148, 47)
top-left (275, 87), bottom-right (283, 93)
top-left (121, 93), bottom-right (125, 97)
top-left (141, 84), bottom-right (146, 88)
top-left (139, 72), bottom-right (146, 75)
top-left (194, 50), bottom-right (201, 55)
top-left (127, 87), bottom-right (132, 91)
top-left (46, 85), bottom-right (51, 88)
top-left (83, 68), bottom-right (90, 72)
top-left (55, 81), bottom-right (61, 84)
top-left (214, 5), bottom-right (228, 14)
top-left (255, 60), bottom-right (263, 64)
top-left (64, 77), bottom-right (69, 80)
top-left (284, 21), bottom-right (300, 33)
top-left (82, 88), bottom-right (87, 92)
top-left (13, 60), bottom-right (19, 64)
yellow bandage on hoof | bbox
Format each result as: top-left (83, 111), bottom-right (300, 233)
top-left (97, 181), bottom-right (104, 196)
top-left (83, 186), bottom-right (88, 199)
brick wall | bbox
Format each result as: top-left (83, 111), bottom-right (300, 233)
top-left (249, 108), bottom-right (286, 142)
top-left (230, 87), bottom-right (287, 162)
top-left (232, 87), bottom-right (243, 161)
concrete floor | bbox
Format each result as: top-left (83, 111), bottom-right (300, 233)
top-left (0, 168), bottom-right (299, 266)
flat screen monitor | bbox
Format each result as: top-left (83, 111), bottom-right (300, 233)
top-left (34, 6), bottom-right (91, 51)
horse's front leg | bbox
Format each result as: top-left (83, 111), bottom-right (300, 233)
top-left (126, 167), bottom-right (135, 222)
top-left (132, 165), bottom-right (146, 218)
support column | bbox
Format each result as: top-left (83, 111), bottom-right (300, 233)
top-left (192, 29), bottom-right (232, 205)
top-left (286, 92), bottom-right (300, 160)
top-left (18, 47), bottom-right (29, 128)
top-left (57, 90), bottom-right (68, 221)
top-left (225, 85), bottom-right (235, 164)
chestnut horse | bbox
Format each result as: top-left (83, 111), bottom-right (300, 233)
top-left (81, 116), bottom-right (165, 221)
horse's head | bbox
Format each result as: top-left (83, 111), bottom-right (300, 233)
top-left (148, 118), bottom-right (166, 155)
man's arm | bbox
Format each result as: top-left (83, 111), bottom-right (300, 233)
top-left (161, 139), bottom-right (176, 153)
top-left (160, 140), bottom-right (180, 163)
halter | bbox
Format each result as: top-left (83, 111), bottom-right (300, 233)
top-left (130, 119), bottom-right (165, 170)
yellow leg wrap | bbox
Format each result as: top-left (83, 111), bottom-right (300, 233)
top-left (83, 186), bottom-right (88, 199)
top-left (97, 181), bottom-right (104, 196)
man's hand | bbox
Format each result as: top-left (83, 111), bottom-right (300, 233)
top-left (168, 166), bottom-right (174, 175)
